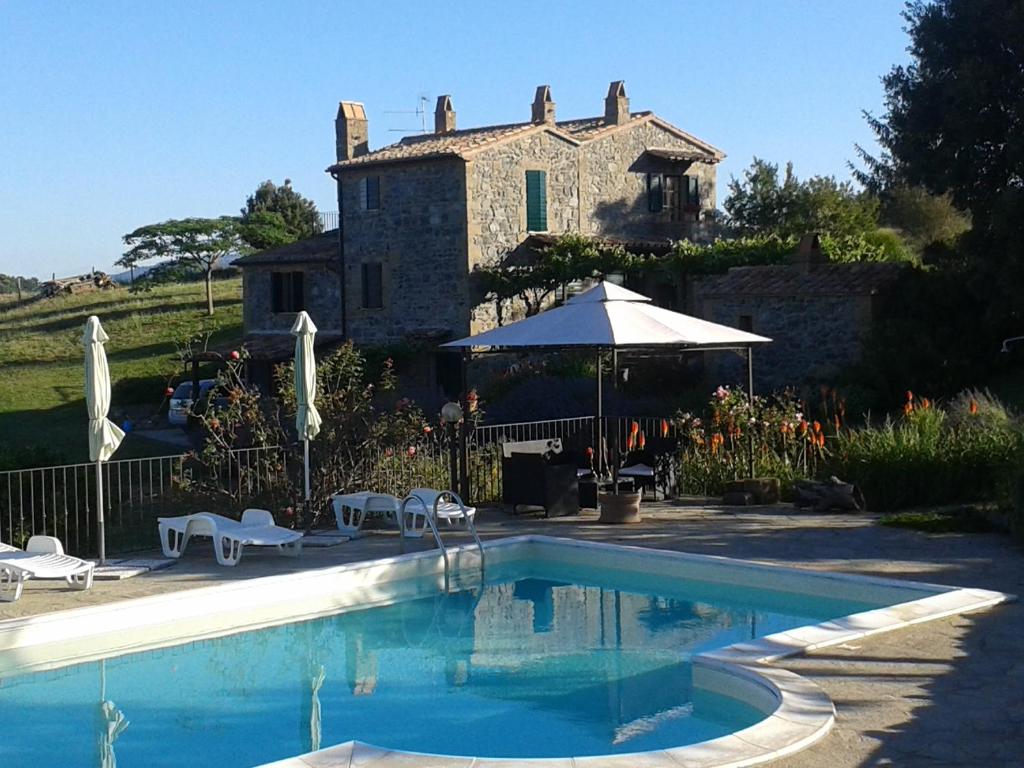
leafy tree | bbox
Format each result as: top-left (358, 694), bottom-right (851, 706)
top-left (879, 186), bottom-right (970, 256)
top-left (120, 217), bottom-right (244, 315)
top-left (0, 274), bottom-right (40, 294)
top-left (240, 179), bottom-right (322, 251)
top-left (856, 0), bottom-right (1024, 227)
top-left (854, 0), bottom-right (1024, 392)
top-left (475, 233), bottom-right (637, 322)
top-left (725, 158), bottom-right (881, 240)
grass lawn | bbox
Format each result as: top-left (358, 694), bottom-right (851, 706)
top-left (0, 278), bottom-right (243, 467)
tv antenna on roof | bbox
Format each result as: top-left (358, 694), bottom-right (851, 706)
top-left (385, 94), bottom-right (430, 134)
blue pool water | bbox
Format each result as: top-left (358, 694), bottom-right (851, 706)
top-left (0, 557), bottom-right (891, 767)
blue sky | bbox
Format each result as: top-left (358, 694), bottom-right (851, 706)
top-left (0, 1), bottom-right (910, 278)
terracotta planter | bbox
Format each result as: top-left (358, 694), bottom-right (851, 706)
top-left (598, 490), bottom-right (642, 524)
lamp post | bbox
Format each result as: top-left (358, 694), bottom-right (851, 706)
top-left (440, 401), bottom-right (464, 494)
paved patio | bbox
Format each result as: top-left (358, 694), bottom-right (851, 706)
top-left (3, 500), bottom-right (1021, 767)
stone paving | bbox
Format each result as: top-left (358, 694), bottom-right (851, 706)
top-left (3, 500), bottom-right (1022, 767)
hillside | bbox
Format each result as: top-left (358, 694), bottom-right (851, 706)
top-left (0, 278), bottom-right (243, 468)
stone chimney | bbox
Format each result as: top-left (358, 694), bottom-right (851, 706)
top-left (435, 95), bottom-right (456, 134)
top-left (604, 81), bottom-right (630, 126)
top-left (791, 233), bottom-right (827, 273)
top-left (531, 85), bottom-right (556, 124)
top-left (335, 101), bottom-right (369, 162)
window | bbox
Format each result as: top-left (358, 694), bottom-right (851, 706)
top-left (685, 175), bottom-right (700, 210)
top-left (664, 175), bottom-right (681, 221)
top-left (271, 271), bottom-right (305, 313)
top-left (525, 170), bottom-right (547, 231)
top-left (648, 174), bottom-right (682, 219)
top-left (646, 173), bottom-right (663, 212)
top-left (738, 314), bottom-right (754, 332)
top-left (361, 262), bottom-right (383, 309)
top-left (362, 176), bottom-right (380, 211)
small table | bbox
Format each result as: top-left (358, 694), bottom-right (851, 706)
top-left (330, 492), bottom-right (401, 538)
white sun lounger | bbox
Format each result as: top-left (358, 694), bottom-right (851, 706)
top-left (157, 509), bottom-right (303, 566)
top-left (0, 536), bottom-right (95, 602)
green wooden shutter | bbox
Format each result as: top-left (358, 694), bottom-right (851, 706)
top-left (526, 170), bottom-right (547, 231)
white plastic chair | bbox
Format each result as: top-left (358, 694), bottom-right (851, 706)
top-left (0, 536), bottom-right (95, 602)
top-left (157, 509), bottom-right (303, 566)
top-left (399, 488), bottom-right (477, 539)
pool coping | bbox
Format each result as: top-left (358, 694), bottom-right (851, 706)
top-left (0, 535), bottom-right (1012, 768)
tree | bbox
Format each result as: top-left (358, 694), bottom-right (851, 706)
top-left (725, 158), bottom-right (881, 240)
top-left (120, 217), bottom-right (244, 315)
top-left (240, 179), bottom-right (322, 251)
top-left (856, 0), bottom-right (1024, 227)
top-left (855, 0), bottom-right (1024, 385)
top-left (879, 186), bottom-right (970, 256)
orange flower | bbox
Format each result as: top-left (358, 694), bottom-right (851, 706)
top-left (834, 414), bottom-right (841, 432)
top-left (638, 431), bottom-right (646, 450)
top-left (921, 397), bottom-right (931, 410)
top-left (969, 399), bottom-right (979, 415)
top-left (780, 423), bottom-right (790, 436)
top-left (906, 390), bottom-right (914, 402)
top-left (799, 419), bottom-right (808, 435)
top-left (903, 401), bottom-right (913, 416)
top-left (817, 432), bottom-right (826, 448)
top-left (661, 419), bottom-right (670, 437)
top-left (812, 420), bottom-right (822, 434)
top-left (626, 434), bottom-right (635, 451)
top-left (630, 421), bottom-right (640, 436)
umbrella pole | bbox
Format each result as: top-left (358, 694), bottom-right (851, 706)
top-left (96, 459), bottom-right (106, 566)
top-left (303, 438), bottom-right (311, 502)
top-left (747, 347), bottom-right (755, 478)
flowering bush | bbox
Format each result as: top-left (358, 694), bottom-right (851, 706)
top-left (675, 386), bottom-right (829, 495)
top-left (828, 390), bottom-right (1024, 511)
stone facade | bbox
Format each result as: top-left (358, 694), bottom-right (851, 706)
top-left (338, 158), bottom-right (468, 345)
top-left (579, 120), bottom-right (717, 239)
top-left (242, 263), bottom-right (342, 335)
top-left (692, 258), bottom-right (906, 389)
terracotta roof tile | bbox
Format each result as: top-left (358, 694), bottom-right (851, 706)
top-left (327, 112), bottom-right (675, 170)
top-left (234, 230), bottom-right (338, 267)
top-left (697, 262), bottom-right (907, 297)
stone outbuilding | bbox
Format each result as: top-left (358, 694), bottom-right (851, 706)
top-left (692, 236), bottom-right (907, 388)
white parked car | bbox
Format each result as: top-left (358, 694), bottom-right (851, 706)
top-left (168, 379), bottom-right (217, 427)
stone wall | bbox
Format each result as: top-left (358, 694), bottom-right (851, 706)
top-left (579, 120), bottom-right (717, 240)
top-left (242, 264), bottom-right (342, 335)
top-left (339, 159), bottom-right (469, 345)
top-left (696, 292), bottom-right (872, 390)
top-left (465, 131), bottom-right (579, 334)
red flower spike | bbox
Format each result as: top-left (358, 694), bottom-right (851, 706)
top-left (230, 350), bottom-right (240, 361)
top-left (165, 387), bottom-right (175, 397)
top-left (661, 418), bottom-right (670, 437)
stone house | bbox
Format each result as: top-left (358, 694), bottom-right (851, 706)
top-left (692, 236), bottom-right (907, 388)
top-left (238, 81), bottom-right (722, 343)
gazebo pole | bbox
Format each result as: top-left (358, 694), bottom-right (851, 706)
top-left (595, 351), bottom-right (603, 475)
top-left (747, 347), bottom-right (755, 478)
top-left (459, 348), bottom-right (470, 501)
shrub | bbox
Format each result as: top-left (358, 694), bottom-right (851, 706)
top-left (827, 392), bottom-right (1024, 511)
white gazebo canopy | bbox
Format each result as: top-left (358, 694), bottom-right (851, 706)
top-left (441, 281), bottom-right (772, 480)
top-left (442, 281), bottom-right (771, 351)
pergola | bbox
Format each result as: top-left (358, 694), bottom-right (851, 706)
top-left (442, 282), bottom-right (772, 492)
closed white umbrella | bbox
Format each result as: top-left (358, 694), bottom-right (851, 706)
top-left (291, 311), bottom-right (321, 502)
top-left (83, 316), bottom-right (124, 565)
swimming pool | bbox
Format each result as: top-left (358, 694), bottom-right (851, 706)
top-left (0, 536), bottom-right (1008, 767)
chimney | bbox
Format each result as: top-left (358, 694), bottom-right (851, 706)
top-left (434, 95), bottom-right (456, 134)
top-left (791, 233), bottom-right (826, 273)
top-left (531, 85), bottom-right (556, 124)
top-left (604, 81), bottom-right (630, 126)
top-left (335, 101), bottom-right (369, 162)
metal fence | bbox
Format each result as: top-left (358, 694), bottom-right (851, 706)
top-left (0, 416), bottom-right (678, 558)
